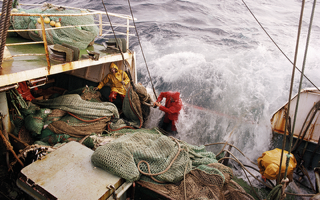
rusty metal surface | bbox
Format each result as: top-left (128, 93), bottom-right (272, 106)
top-left (39, 16), bottom-right (51, 72)
top-left (271, 89), bottom-right (320, 144)
top-left (1, 4), bottom-right (136, 87)
top-left (0, 37), bottom-right (134, 87)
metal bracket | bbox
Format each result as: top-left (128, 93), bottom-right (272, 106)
top-left (86, 50), bottom-right (100, 61)
top-left (27, 77), bottom-right (48, 89)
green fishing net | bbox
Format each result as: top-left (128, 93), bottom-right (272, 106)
top-left (108, 84), bottom-right (153, 131)
top-left (10, 6), bottom-right (99, 49)
top-left (12, 115), bottom-right (24, 136)
top-left (24, 108), bottom-right (52, 135)
top-left (65, 86), bottom-right (102, 102)
top-left (33, 94), bottom-right (119, 119)
top-left (91, 129), bottom-right (219, 184)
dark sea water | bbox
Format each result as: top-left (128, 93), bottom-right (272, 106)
top-left (16, 0), bottom-right (320, 190)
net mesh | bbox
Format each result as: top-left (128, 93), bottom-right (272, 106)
top-left (91, 129), bottom-right (255, 199)
top-left (24, 108), bottom-right (52, 135)
top-left (47, 118), bottom-right (109, 137)
top-left (137, 164), bottom-right (254, 200)
top-left (65, 86), bottom-right (102, 102)
top-left (92, 129), bottom-right (217, 183)
top-left (33, 94), bottom-right (119, 119)
top-left (109, 84), bottom-right (153, 130)
top-left (10, 6), bottom-right (99, 49)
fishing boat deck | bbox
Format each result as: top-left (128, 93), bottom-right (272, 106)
top-left (0, 36), bottom-right (134, 88)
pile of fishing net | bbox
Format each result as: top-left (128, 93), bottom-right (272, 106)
top-left (9, 86), bottom-right (114, 146)
top-left (10, 4), bottom-right (99, 49)
top-left (31, 91), bottom-right (117, 145)
top-left (10, 84), bottom-right (153, 147)
top-left (108, 84), bottom-right (153, 131)
top-left (91, 129), bottom-right (255, 200)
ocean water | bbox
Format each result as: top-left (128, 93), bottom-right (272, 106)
top-left (21, 0), bottom-right (320, 188)
top-left (126, 0), bottom-right (320, 160)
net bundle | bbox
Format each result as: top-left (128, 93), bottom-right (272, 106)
top-left (24, 108), bottom-right (52, 135)
top-left (33, 94), bottom-right (119, 119)
top-left (65, 86), bottom-right (102, 102)
top-left (91, 130), bottom-right (218, 183)
top-left (10, 5), bottom-right (99, 49)
top-left (91, 129), bottom-right (255, 199)
top-left (138, 163), bottom-right (255, 200)
top-left (109, 84), bottom-right (153, 130)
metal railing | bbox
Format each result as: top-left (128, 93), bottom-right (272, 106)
top-left (4, 3), bottom-right (135, 69)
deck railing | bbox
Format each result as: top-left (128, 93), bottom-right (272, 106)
top-left (5, 3), bottom-right (135, 69)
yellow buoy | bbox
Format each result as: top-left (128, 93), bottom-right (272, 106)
top-left (44, 17), bottom-right (50, 24)
top-left (50, 21), bottom-right (56, 27)
top-left (20, 11), bottom-right (26, 14)
top-left (37, 18), bottom-right (41, 24)
top-left (55, 22), bottom-right (61, 27)
top-left (11, 8), bottom-right (18, 13)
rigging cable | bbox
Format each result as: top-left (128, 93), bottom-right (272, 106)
top-left (101, 0), bottom-right (135, 91)
top-left (284, 0), bottom-right (317, 181)
top-left (277, 0), bottom-right (305, 185)
top-left (127, 0), bottom-right (158, 100)
top-left (290, 0), bottom-right (317, 151)
top-left (241, 0), bottom-right (320, 92)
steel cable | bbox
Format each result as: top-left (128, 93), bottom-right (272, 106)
top-left (127, 0), bottom-right (157, 99)
top-left (241, 0), bottom-right (320, 92)
top-left (101, 0), bottom-right (136, 91)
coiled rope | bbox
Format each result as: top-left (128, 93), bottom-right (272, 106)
top-left (137, 136), bottom-right (184, 183)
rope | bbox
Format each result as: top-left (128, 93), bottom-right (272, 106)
top-left (266, 184), bottom-right (282, 200)
top-left (67, 111), bottom-right (107, 122)
top-left (101, 0), bottom-right (136, 91)
top-left (218, 153), bottom-right (263, 200)
top-left (218, 151), bottom-right (271, 189)
top-left (137, 136), bottom-right (184, 183)
top-left (215, 118), bottom-right (242, 157)
top-left (127, 0), bottom-right (157, 100)
top-left (277, 0), bottom-right (305, 184)
top-left (79, 135), bottom-right (90, 144)
top-left (0, 0), bottom-right (13, 68)
top-left (290, 0), bottom-right (313, 145)
top-left (204, 141), bottom-right (258, 166)
top-left (289, 0), bottom-right (318, 170)
top-left (218, 150), bottom-right (314, 198)
top-left (285, 0), bottom-right (317, 183)
top-left (241, 0), bottom-right (320, 92)
top-left (0, 129), bottom-right (24, 168)
top-left (218, 152), bottom-right (315, 198)
top-left (292, 101), bottom-right (320, 151)
top-left (183, 161), bottom-right (188, 200)
top-left (285, 192), bottom-right (314, 197)
top-left (297, 165), bottom-right (316, 193)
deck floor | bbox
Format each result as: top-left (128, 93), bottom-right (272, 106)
top-left (1, 36), bottom-right (131, 87)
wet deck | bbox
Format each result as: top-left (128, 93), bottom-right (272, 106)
top-left (0, 36), bottom-right (133, 87)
